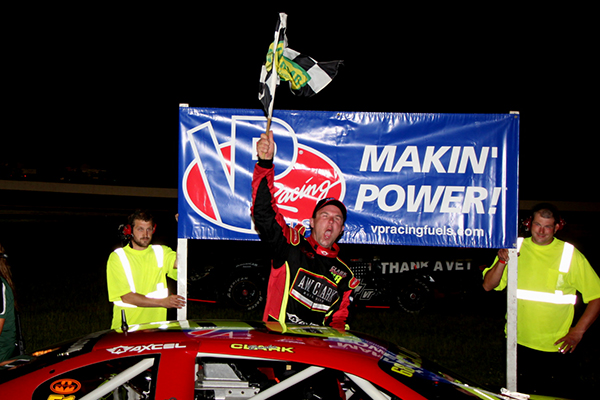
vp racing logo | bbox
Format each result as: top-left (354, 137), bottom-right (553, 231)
top-left (182, 114), bottom-right (345, 233)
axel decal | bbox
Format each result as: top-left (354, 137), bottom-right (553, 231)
top-left (106, 342), bottom-right (186, 355)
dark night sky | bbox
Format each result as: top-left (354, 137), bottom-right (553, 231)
top-left (5, 7), bottom-right (596, 203)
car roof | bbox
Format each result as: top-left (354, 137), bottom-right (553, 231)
top-left (96, 320), bottom-right (407, 378)
top-left (4, 320), bottom-right (398, 372)
top-left (99, 320), bottom-right (489, 396)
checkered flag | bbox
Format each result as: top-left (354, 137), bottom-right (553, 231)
top-left (281, 47), bottom-right (343, 97)
top-left (258, 13), bottom-right (342, 122)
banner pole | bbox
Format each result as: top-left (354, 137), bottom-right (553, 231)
top-left (176, 238), bottom-right (188, 321)
top-left (177, 103), bottom-right (189, 321)
top-left (506, 249), bottom-right (518, 391)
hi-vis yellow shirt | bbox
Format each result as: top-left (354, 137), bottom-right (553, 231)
top-left (483, 237), bottom-right (600, 352)
top-left (107, 244), bottom-right (177, 330)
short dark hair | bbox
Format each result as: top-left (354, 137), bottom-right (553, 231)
top-left (532, 203), bottom-right (561, 225)
top-left (128, 209), bottom-right (154, 227)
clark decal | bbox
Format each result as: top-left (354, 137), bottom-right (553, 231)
top-left (231, 343), bottom-right (294, 353)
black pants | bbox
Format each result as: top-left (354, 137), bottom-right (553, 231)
top-left (517, 344), bottom-right (580, 399)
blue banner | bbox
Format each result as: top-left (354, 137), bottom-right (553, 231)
top-left (178, 107), bottom-right (519, 249)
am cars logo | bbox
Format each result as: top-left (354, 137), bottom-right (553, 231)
top-left (181, 115), bottom-right (345, 234)
top-left (106, 342), bottom-right (186, 355)
top-left (50, 379), bottom-right (81, 394)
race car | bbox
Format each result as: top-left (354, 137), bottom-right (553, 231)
top-left (0, 319), bottom-right (561, 399)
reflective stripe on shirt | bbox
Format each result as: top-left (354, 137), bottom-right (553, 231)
top-left (517, 237), bottom-right (524, 252)
top-left (515, 239), bottom-right (576, 305)
top-left (559, 243), bottom-right (574, 273)
top-left (517, 289), bottom-right (577, 305)
top-left (113, 245), bottom-right (166, 308)
top-left (114, 248), bottom-right (136, 294)
top-left (152, 245), bottom-right (164, 269)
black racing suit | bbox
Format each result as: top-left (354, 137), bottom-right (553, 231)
top-left (251, 159), bottom-right (358, 329)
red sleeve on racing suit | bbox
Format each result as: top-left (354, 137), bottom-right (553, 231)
top-left (252, 161), bottom-right (293, 323)
top-left (251, 161), bottom-right (294, 267)
top-left (326, 288), bottom-right (353, 330)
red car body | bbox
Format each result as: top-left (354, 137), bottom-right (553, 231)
top-left (0, 320), bottom-right (547, 399)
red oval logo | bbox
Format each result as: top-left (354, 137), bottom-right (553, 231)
top-left (50, 379), bottom-right (82, 394)
top-left (184, 144), bottom-right (344, 230)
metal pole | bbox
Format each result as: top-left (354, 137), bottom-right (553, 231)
top-left (506, 248), bottom-right (518, 391)
top-left (177, 238), bottom-right (188, 321)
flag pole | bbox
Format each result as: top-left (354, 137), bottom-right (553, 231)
top-left (266, 13), bottom-right (287, 133)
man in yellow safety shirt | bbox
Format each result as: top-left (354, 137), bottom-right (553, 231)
top-left (107, 210), bottom-right (185, 330)
top-left (483, 203), bottom-right (600, 398)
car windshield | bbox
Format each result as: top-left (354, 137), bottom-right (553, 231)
top-left (379, 340), bottom-right (498, 398)
top-left (325, 329), bottom-right (497, 399)
top-left (193, 353), bottom-right (501, 400)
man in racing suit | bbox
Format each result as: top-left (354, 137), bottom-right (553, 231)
top-left (252, 130), bottom-right (359, 330)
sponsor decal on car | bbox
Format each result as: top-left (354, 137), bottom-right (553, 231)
top-left (50, 378), bottom-right (81, 394)
top-left (106, 343), bottom-right (186, 355)
top-left (230, 343), bottom-right (294, 353)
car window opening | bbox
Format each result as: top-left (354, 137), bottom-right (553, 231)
top-left (194, 355), bottom-right (394, 400)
